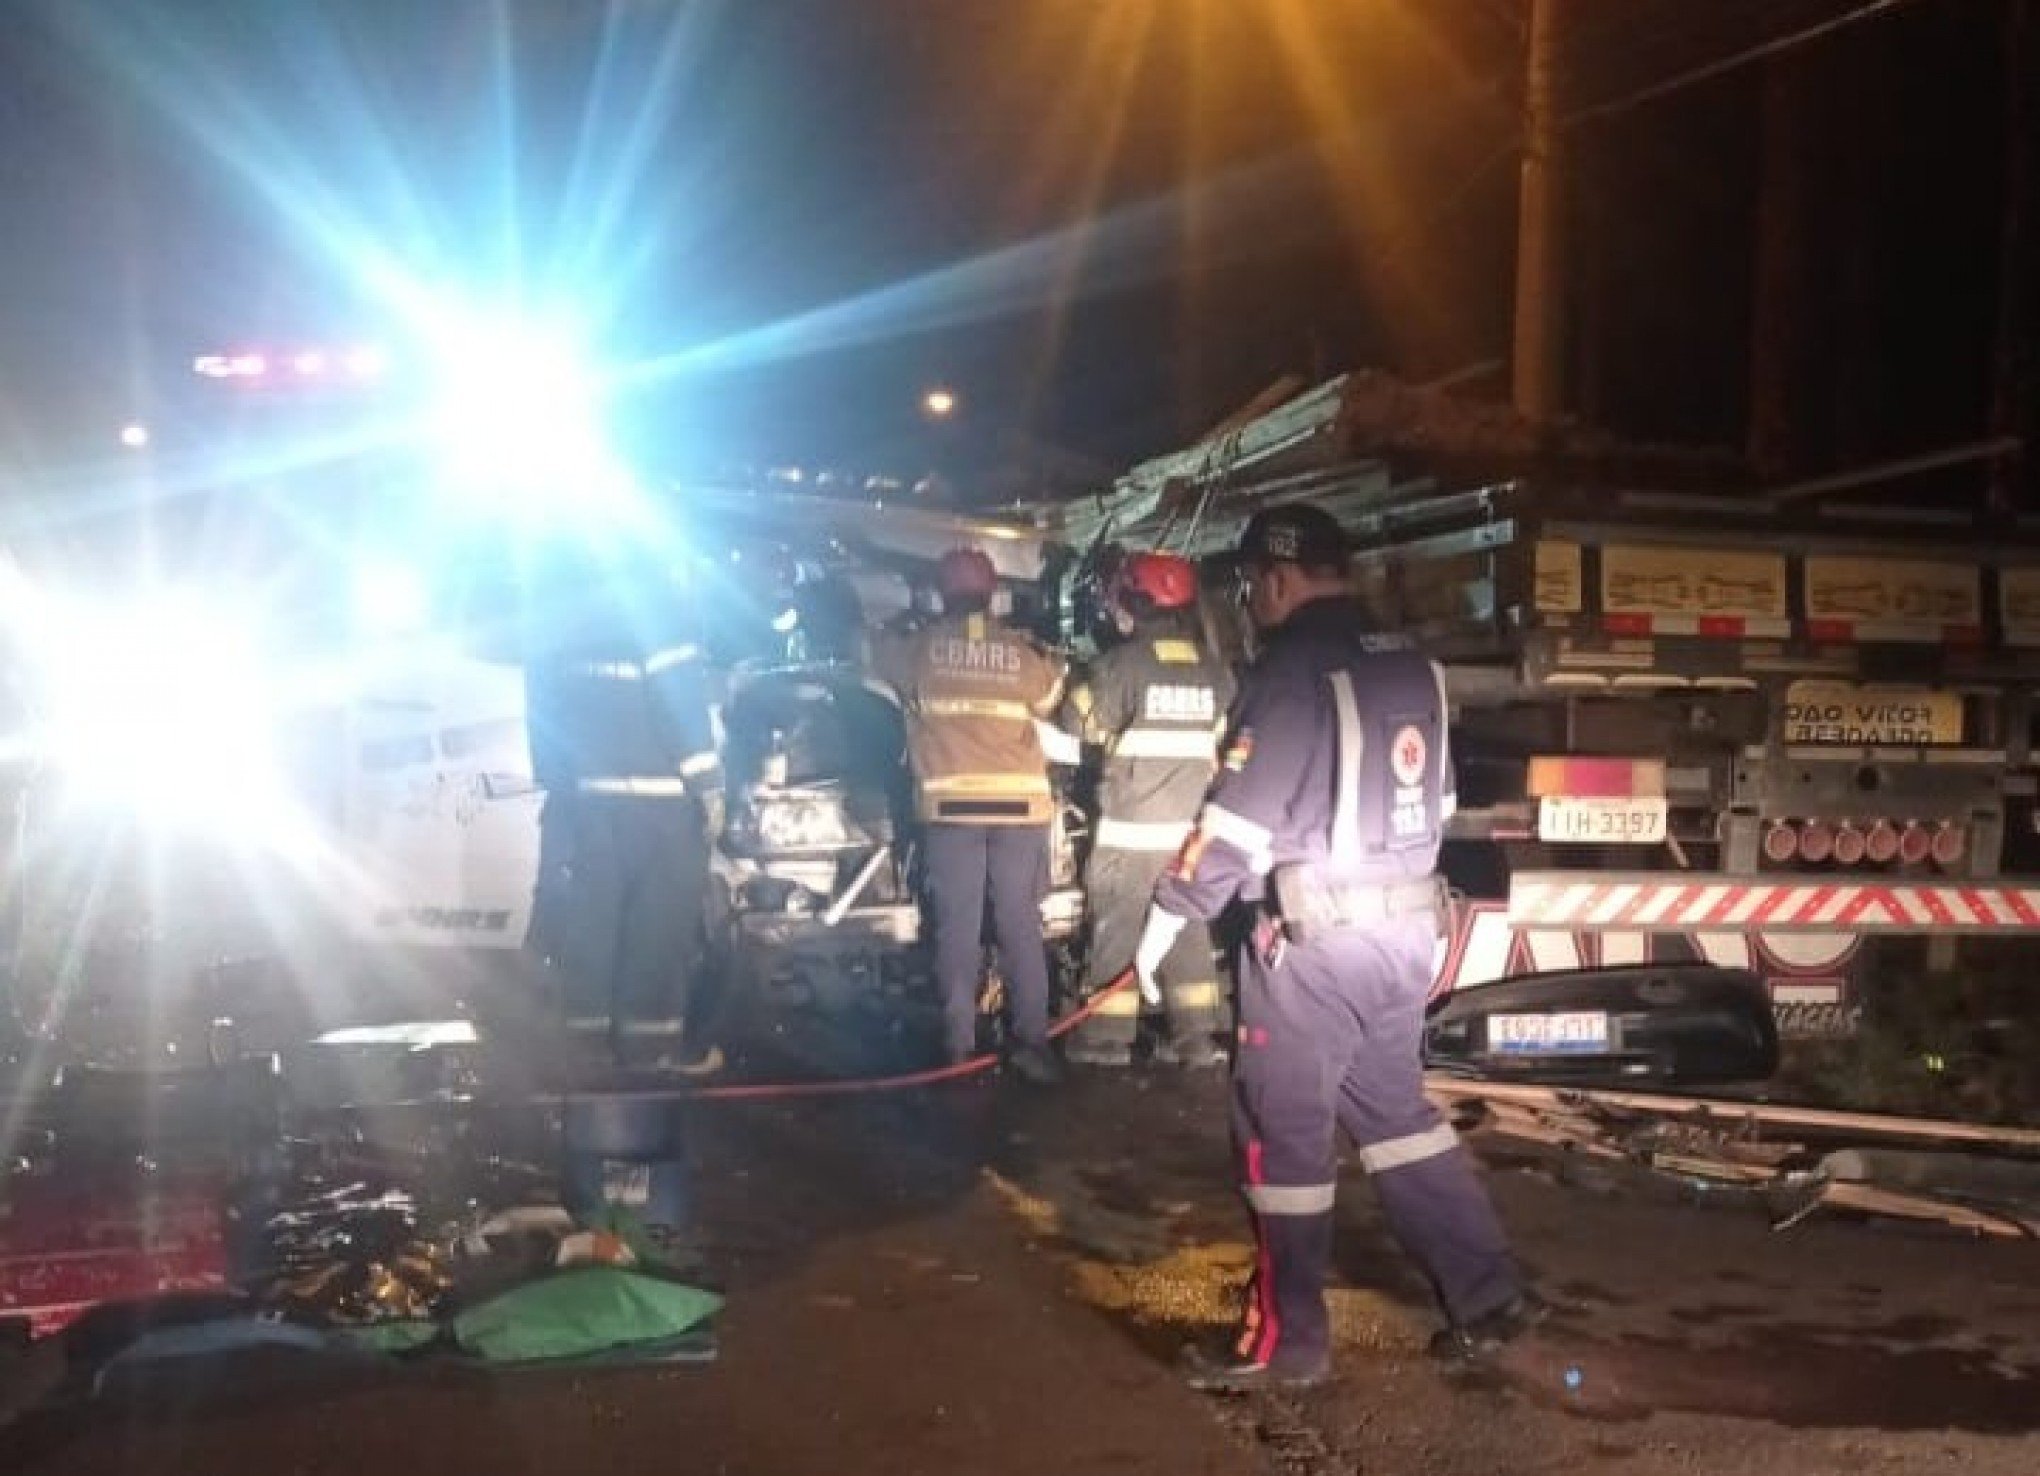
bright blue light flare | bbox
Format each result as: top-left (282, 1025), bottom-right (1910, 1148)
top-left (351, 560), bottom-right (432, 635)
top-left (420, 308), bottom-right (647, 530)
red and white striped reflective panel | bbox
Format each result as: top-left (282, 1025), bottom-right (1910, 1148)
top-left (1509, 875), bottom-right (2040, 931)
top-left (1600, 614), bottom-right (1793, 639)
top-left (1804, 620), bottom-right (1984, 647)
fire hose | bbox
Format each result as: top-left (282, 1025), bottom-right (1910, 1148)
top-left (575, 970), bottom-right (1142, 1105)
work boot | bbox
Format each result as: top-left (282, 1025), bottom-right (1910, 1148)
top-left (1008, 1041), bottom-right (1065, 1087)
top-left (1427, 1292), bottom-right (1550, 1368)
top-left (1179, 1341), bottom-right (1330, 1394)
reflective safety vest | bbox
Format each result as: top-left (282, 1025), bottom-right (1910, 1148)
top-left (873, 612), bottom-right (1067, 825)
top-left (1156, 597), bottom-right (1455, 928)
top-left (1062, 624), bottom-right (1234, 852)
top-left (527, 632), bottom-right (722, 801)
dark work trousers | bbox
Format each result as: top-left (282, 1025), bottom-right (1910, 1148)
top-left (923, 823), bottom-right (1053, 1060)
top-left (1074, 844), bottom-right (1226, 1055)
top-left (1230, 912), bottom-right (1520, 1371)
top-left (557, 796), bottom-right (710, 1049)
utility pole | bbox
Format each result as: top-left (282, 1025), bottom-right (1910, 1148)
top-left (1511, 0), bottom-right (1566, 425)
top-left (1746, 48), bottom-right (1816, 483)
top-left (1990, 0), bottom-right (2038, 514)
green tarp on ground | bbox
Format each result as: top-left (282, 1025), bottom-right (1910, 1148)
top-left (451, 1269), bottom-right (722, 1366)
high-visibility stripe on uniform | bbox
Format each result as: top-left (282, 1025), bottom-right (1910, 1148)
top-left (1197, 803), bottom-right (1274, 872)
top-left (1152, 639), bottom-right (1202, 665)
top-left (1090, 988), bottom-right (1142, 1018)
top-left (1357, 1122), bottom-right (1459, 1174)
top-left (921, 773), bottom-right (1052, 795)
top-left (616, 1017), bottom-right (686, 1037)
top-left (1431, 659), bottom-right (1456, 819)
top-left (1094, 815), bottom-right (1195, 852)
top-left (1167, 979), bottom-right (1225, 1010)
top-left (1243, 1182), bottom-right (1337, 1215)
top-left (579, 776), bottom-right (692, 796)
top-left (921, 697), bottom-right (1033, 721)
top-left (1112, 726), bottom-right (1220, 760)
top-left (643, 644), bottom-right (701, 674)
top-left (575, 660), bottom-right (646, 681)
top-left (1327, 669), bottom-right (1366, 868)
top-left (679, 751), bottom-right (721, 778)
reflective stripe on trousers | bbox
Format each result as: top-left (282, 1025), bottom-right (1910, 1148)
top-left (579, 776), bottom-right (691, 797)
top-left (1092, 815), bottom-right (1193, 852)
top-left (1231, 919), bottom-right (1520, 1330)
top-left (1357, 1122), bottom-right (1459, 1174)
top-left (1243, 1182), bottom-right (1336, 1215)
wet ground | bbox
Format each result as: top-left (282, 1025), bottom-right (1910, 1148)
top-left (6, 1003), bottom-right (2040, 1476)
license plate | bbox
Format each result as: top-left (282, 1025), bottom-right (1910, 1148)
top-left (1537, 795), bottom-right (1667, 845)
top-left (1489, 1011), bottom-right (1610, 1055)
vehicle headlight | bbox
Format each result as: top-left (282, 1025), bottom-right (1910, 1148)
top-left (24, 591), bottom-right (300, 840)
top-left (753, 794), bottom-right (854, 852)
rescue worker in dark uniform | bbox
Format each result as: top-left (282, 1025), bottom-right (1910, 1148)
top-left (873, 547), bottom-right (1067, 1085)
top-left (524, 549), bottom-right (725, 1073)
top-left (1063, 551), bottom-right (1234, 1068)
top-left (1148, 504), bottom-right (1535, 1390)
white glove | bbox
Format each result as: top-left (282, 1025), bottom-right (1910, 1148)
top-left (1132, 905), bottom-right (1186, 1007)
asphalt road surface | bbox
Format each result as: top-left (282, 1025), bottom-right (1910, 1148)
top-left (5, 1037), bottom-right (2039, 1476)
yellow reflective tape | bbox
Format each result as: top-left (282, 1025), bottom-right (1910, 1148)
top-left (1152, 639), bottom-right (1201, 665)
top-left (966, 614), bottom-right (986, 641)
top-left (921, 773), bottom-right (1051, 794)
top-left (1069, 684), bottom-right (1095, 717)
top-left (922, 698), bottom-right (1031, 720)
top-left (1167, 980), bottom-right (1226, 1010)
top-left (1091, 989), bottom-right (1141, 1018)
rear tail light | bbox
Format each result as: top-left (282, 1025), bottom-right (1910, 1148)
top-left (1796, 820), bottom-right (1835, 864)
top-left (1930, 823), bottom-right (1966, 869)
top-left (1898, 822), bottom-right (1932, 867)
top-left (1762, 822), bottom-right (1800, 864)
top-left (1864, 820), bottom-right (1901, 864)
top-left (1831, 824), bottom-right (1868, 866)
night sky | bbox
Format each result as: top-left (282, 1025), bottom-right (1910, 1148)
top-left (0, 1), bottom-right (2023, 492)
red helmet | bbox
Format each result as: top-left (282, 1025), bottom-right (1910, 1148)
top-left (1114, 551), bottom-right (1199, 611)
top-left (937, 546), bottom-right (998, 601)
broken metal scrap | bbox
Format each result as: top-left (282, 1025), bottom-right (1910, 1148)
top-left (1437, 1081), bottom-right (2040, 1239)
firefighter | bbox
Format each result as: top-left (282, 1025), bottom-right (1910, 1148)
top-left (1146, 504), bottom-right (1535, 1390)
top-left (873, 546), bottom-right (1067, 1085)
top-left (1063, 551), bottom-right (1234, 1068)
top-left (524, 547), bottom-right (725, 1074)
